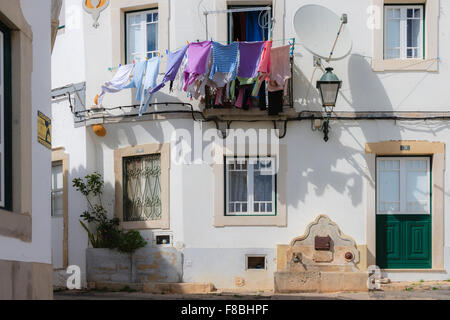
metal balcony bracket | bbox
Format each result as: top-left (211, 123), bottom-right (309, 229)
top-left (273, 120), bottom-right (288, 139)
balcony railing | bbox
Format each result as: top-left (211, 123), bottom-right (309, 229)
top-left (203, 56), bottom-right (294, 115)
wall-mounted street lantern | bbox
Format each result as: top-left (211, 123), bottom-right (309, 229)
top-left (316, 67), bottom-right (342, 142)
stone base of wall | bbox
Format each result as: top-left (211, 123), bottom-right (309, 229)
top-left (0, 259), bottom-right (53, 299)
top-left (143, 282), bottom-right (215, 294)
top-left (86, 247), bottom-right (182, 283)
top-left (274, 271), bottom-right (368, 293)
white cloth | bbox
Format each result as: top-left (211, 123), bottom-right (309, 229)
top-left (97, 64), bottom-right (134, 106)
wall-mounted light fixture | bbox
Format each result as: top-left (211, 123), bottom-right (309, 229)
top-left (316, 67), bottom-right (342, 142)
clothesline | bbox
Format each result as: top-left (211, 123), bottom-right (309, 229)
top-left (99, 39), bottom-right (293, 117)
top-left (107, 38), bottom-right (296, 72)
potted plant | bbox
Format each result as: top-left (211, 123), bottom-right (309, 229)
top-left (73, 173), bottom-right (147, 283)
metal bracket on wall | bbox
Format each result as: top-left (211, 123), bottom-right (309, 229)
top-left (51, 82), bottom-right (86, 127)
top-left (273, 120), bottom-right (288, 139)
top-left (215, 121), bottom-right (231, 139)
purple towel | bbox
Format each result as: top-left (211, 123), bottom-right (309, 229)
top-left (237, 42), bottom-right (264, 78)
top-left (184, 41), bottom-right (212, 90)
top-left (150, 45), bottom-right (188, 94)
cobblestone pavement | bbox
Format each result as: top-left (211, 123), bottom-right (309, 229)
top-left (54, 287), bottom-right (450, 300)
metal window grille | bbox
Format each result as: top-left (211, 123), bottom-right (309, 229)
top-left (123, 154), bottom-right (161, 221)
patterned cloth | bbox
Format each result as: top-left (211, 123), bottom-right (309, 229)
top-left (209, 41), bottom-right (239, 81)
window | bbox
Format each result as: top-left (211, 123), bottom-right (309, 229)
top-left (384, 5), bottom-right (424, 59)
top-left (246, 255), bottom-right (266, 270)
top-left (114, 143), bottom-right (170, 230)
top-left (125, 9), bottom-right (158, 64)
top-left (225, 156), bottom-right (276, 216)
top-left (228, 6), bottom-right (271, 42)
top-left (0, 22), bottom-right (11, 211)
top-left (377, 157), bottom-right (430, 215)
top-left (51, 161), bottom-right (64, 216)
top-left (155, 235), bottom-right (170, 245)
top-left (123, 153), bottom-right (161, 222)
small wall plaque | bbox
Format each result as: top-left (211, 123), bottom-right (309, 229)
top-left (314, 235), bottom-right (332, 251)
top-left (400, 145), bottom-right (411, 151)
top-left (37, 111), bottom-right (51, 149)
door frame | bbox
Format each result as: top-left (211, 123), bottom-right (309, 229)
top-left (365, 140), bottom-right (445, 271)
top-left (52, 148), bottom-right (69, 269)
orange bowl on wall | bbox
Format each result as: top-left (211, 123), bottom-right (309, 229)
top-left (93, 124), bottom-right (107, 137)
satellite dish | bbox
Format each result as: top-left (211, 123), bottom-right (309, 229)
top-left (293, 4), bottom-right (352, 61)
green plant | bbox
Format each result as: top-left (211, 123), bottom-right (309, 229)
top-left (117, 230), bottom-right (147, 254)
top-left (420, 279), bottom-right (424, 283)
top-left (405, 287), bottom-right (413, 291)
top-left (73, 173), bottom-right (121, 248)
top-left (73, 173), bottom-right (146, 252)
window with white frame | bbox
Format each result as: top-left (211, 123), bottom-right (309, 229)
top-left (126, 9), bottom-right (158, 64)
top-left (52, 161), bottom-right (64, 216)
top-left (0, 29), bottom-right (4, 208)
top-left (51, 161), bottom-right (64, 216)
top-left (384, 5), bottom-right (424, 59)
top-left (377, 157), bottom-right (431, 215)
top-left (225, 156), bottom-right (276, 216)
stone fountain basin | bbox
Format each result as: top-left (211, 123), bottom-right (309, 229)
top-left (274, 270), bottom-right (368, 293)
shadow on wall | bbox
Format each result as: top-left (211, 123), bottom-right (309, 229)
top-left (292, 56), bottom-right (323, 111)
top-left (288, 54), bottom-right (394, 210)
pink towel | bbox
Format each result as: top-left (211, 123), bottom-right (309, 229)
top-left (268, 45), bottom-right (291, 93)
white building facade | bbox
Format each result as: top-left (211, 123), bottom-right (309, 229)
top-left (0, 0), bottom-right (53, 299)
top-left (51, 0), bottom-right (450, 291)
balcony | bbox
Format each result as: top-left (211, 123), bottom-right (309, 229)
top-left (202, 57), bottom-right (296, 121)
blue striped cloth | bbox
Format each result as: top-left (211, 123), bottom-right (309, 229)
top-left (209, 41), bottom-right (239, 81)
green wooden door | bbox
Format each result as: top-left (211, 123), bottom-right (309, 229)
top-left (376, 215), bottom-right (431, 268)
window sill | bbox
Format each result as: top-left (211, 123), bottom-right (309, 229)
top-left (372, 58), bottom-right (438, 72)
top-left (214, 214), bottom-right (286, 227)
top-left (0, 209), bottom-right (32, 242)
top-left (120, 220), bottom-right (169, 230)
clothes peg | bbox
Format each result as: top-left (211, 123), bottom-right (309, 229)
top-left (165, 49), bottom-right (169, 54)
top-left (119, 63), bottom-right (122, 67)
top-left (186, 40), bottom-right (189, 45)
top-left (132, 60), bottom-right (135, 64)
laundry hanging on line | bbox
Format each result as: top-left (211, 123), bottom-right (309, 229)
top-left (95, 39), bottom-right (293, 115)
